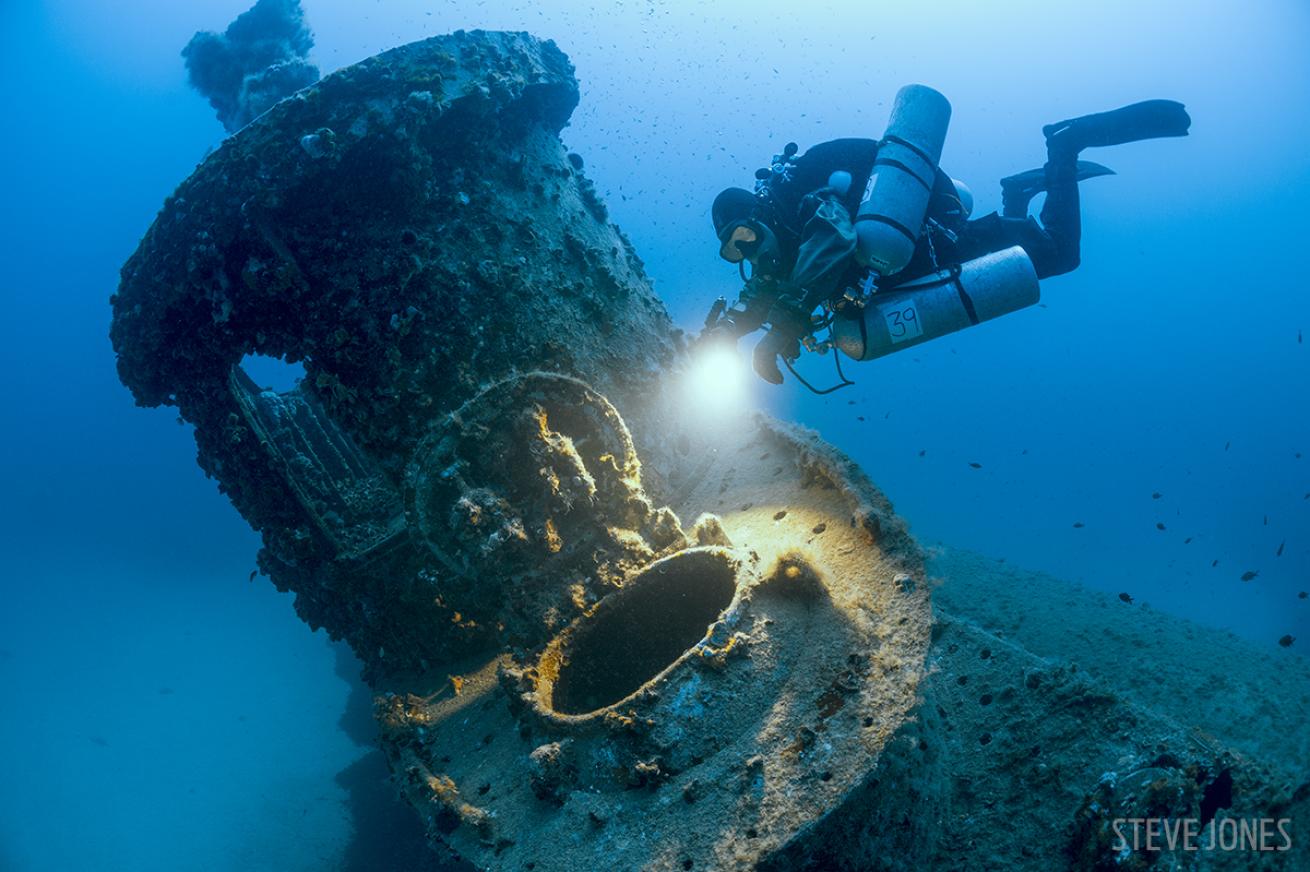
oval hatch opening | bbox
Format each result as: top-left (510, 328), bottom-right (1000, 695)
top-left (545, 549), bottom-right (736, 716)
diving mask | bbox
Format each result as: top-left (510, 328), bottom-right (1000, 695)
top-left (719, 222), bottom-right (759, 264)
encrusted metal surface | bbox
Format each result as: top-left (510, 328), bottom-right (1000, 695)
top-left (380, 403), bottom-right (931, 871)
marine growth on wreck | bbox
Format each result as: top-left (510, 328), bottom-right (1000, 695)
top-left (108, 25), bottom-right (1310, 872)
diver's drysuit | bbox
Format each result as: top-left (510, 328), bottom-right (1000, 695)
top-left (708, 99), bottom-right (1191, 385)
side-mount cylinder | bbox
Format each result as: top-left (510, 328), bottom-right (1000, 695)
top-left (832, 246), bottom-right (1040, 362)
top-left (855, 84), bottom-right (952, 277)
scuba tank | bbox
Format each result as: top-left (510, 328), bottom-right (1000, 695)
top-left (831, 246), bottom-right (1039, 362)
top-left (856, 85), bottom-right (952, 276)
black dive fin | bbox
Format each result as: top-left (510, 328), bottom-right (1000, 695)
top-left (1043, 99), bottom-right (1191, 152)
top-left (1000, 160), bottom-right (1116, 218)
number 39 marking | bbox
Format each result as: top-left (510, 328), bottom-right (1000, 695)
top-left (882, 300), bottom-right (924, 344)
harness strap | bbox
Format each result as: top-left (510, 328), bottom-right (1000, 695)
top-left (853, 212), bottom-right (917, 244)
top-left (881, 135), bottom-right (938, 169)
top-left (948, 265), bottom-right (980, 325)
top-left (873, 156), bottom-right (934, 191)
top-left (890, 264), bottom-right (979, 325)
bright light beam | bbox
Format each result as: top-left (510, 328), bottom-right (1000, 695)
top-left (685, 341), bottom-right (748, 417)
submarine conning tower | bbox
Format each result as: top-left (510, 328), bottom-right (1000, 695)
top-left (108, 28), bottom-right (938, 869)
top-left (109, 31), bottom-right (686, 677)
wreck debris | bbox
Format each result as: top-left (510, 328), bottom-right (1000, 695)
top-left (230, 367), bottom-right (405, 559)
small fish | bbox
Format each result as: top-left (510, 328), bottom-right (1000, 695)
top-left (1211, 559), bottom-right (1219, 568)
top-left (918, 449), bottom-right (926, 457)
top-left (1263, 515), bottom-right (1268, 526)
top-left (1152, 492), bottom-right (1162, 500)
top-left (1297, 591), bottom-right (1307, 599)
top-left (1118, 592), bottom-right (1134, 604)
top-left (1184, 537), bottom-right (1193, 544)
top-left (1279, 635), bottom-right (1295, 648)
top-left (1300, 329), bottom-right (1303, 344)
top-left (88, 736), bottom-right (109, 748)
top-left (857, 416), bottom-right (865, 422)
top-left (969, 462), bottom-right (982, 469)
top-left (1276, 540), bottom-right (1285, 557)
top-left (159, 687), bottom-right (174, 695)
top-left (1073, 521), bottom-right (1085, 528)
top-left (248, 569), bottom-right (258, 583)
top-left (1240, 570), bottom-right (1258, 582)
top-left (1021, 449), bottom-right (1029, 455)
top-left (772, 510), bottom-right (787, 521)
top-left (1156, 522), bottom-right (1166, 531)
top-left (1224, 441), bottom-right (1231, 451)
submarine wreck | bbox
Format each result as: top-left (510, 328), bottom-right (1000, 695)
top-left (110, 29), bottom-right (1310, 871)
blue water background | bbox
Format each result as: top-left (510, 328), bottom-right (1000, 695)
top-left (1, 1), bottom-right (1307, 868)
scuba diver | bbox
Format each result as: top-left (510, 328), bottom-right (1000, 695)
top-left (703, 91), bottom-right (1191, 388)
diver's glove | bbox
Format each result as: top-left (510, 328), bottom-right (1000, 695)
top-left (752, 298), bottom-right (810, 385)
top-left (752, 327), bottom-right (799, 385)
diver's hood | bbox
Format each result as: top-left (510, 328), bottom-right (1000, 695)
top-left (711, 186), bottom-right (757, 237)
